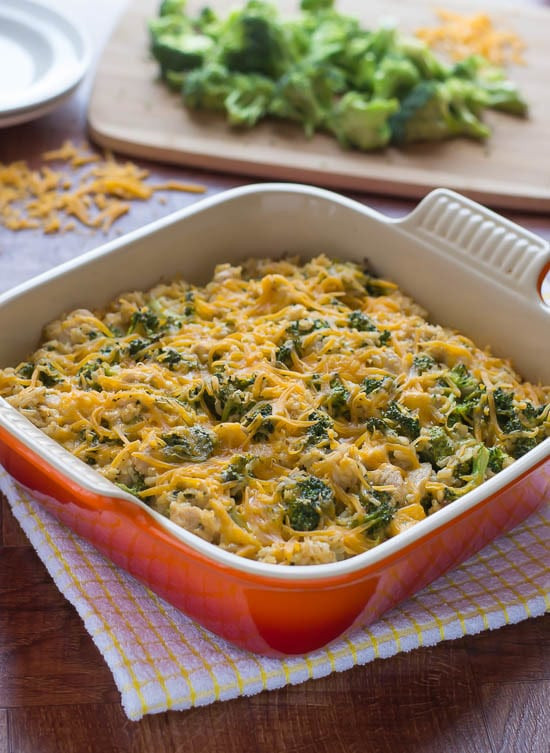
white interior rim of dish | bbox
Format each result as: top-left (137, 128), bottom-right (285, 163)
top-left (0, 0), bottom-right (91, 114)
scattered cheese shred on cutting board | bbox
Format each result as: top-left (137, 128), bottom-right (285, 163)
top-left (416, 9), bottom-right (526, 65)
top-left (0, 140), bottom-right (206, 235)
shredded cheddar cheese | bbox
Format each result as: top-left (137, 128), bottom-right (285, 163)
top-left (416, 9), bottom-right (526, 65)
top-left (0, 140), bottom-right (205, 235)
top-left (0, 256), bottom-right (548, 565)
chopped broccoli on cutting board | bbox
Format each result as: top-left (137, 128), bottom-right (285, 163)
top-left (148, 0), bottom-right (527, 151)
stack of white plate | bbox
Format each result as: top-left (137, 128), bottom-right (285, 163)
top-left (0, 0), bottom-right (90, 128)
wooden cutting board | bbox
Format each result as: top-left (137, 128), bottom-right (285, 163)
top-left (88, 0), bottom-right (550, 211)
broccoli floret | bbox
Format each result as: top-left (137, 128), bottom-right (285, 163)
top-left (159, 0), bottom-right (187, 16)
top-left (373, 56), bottom-right (420, 100)
top-left (348, 310), bottom-right (377, 332)
top-left (477, 79), bottom-right (527, 116)
top-left (243, 403), bottom-right (274, 441)
top-left (282, 474), bottom-right (335, 531)
top-left (275, 339), bottom-right (300, 368)
top-left (522, 402), bottom-right (544, 422)
top-left (182, 63), bottom-right (234, 110)
top-left (287, 501), bottom-right (321, 531)
top-left (217, 2), bottom-right (292, 78)
top-left (384, 401), bottom-right (420, 440)
top-left (78, 358), bottom-right (111, 391)
top-left (127, 338), bottom-right (152, 357)
top-left (492, 387), bottom-right (523, 432)
top-left (305, 410), bottom-right (333, 448)
top-left (362, 376), bottom-right (385, 395)
top-left (448, 363), bottom-right (481, 399)
top-left (16, 362), bottom-right (35, 379)
top-left (394, 36), bottom-right (450, 80)
top-left (152, 33), bottom-right (214, 72)
top-left (161, 425), bottom-right (216, 462)
top-left (156, 348), bottom-right (183, 369)
top-left (445, 444), bottom-right (490, 498)
top-left (379, 330), bottom-right (391, 346)
top-left (297, 475), bottom-right (334, 506)
top-left (300, 0), bottom-right (334, 11)
top-left (127, 308), bottom-right (160, 336)
top-left (413, 354), bottom-right (436, 374)
top-left (487, 446), bottom-right (509, 473)
top-left (204, 373), bottom-right (255, 421)
top-left (325, 375), bottom-right (350, 419)
top-left (224, 74), bottom-right (274, 126)
top-left (509, 436), bottom-right (538, 459)
top-left (365, 416), bottom-right (388, 434)
top-left (116, 472), bottom-right (147, 498)
top-left (362, 500), bottom-right (394, 534)
top-left (359, 489), bottom-right (395, 535)
top-left (221, 454), bottom-right (256, 500)
top-left (269, 63), bottom-right (337, 137)
top-left (37, 365), bottom-right (62, 388)
top-left (286, 318), bottom-right (329, 337)
top-left (492, 387), bottom-right (540, 435)
top-left (306, 10), bottom-right (361, 67)
top-left (329, 92), bottom-right (399, 151)
top-left (446, 367), bottom-right (485, 426)
top-left (221, 454), bottom-right (255, 482)
top-left (418, 426), bottom-right (453, 467)
top-left (493, 387), bottom-right (514, 414)
top-left (149, 15), bottom-right (189, 42)
top-left (451, 55), bottom-right (527, 116)
top-left (390, 79), bottom-right (490, 146)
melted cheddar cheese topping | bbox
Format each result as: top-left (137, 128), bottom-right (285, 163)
top-left (1, 255), bottom-right (548, 565)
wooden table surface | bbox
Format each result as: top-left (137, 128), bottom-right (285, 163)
top-left (0, 1), bottom-right (548, 751)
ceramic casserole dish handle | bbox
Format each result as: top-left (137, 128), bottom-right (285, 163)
top-left (0, 185), bottom-right (549, 656)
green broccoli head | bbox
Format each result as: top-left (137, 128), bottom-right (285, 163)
top-left (448, 363), bottom-right (480, 398)
top-left (394, 36), bottom-right (450, 80)
top-left (373, 55), bottom-right (420, 100)
top-left (152, 33), bottom-right (214, 73)
top-left (149, 14), bottom-right (189, 42)
top-left (325, 375), bottom-right (350, 419)
top-left (389, 79), bottom-right (490, 146)
top-left (451, 55), bottom-right (527, 116)
top-left (413, 353), bottom-right (437, 374)
top-left (203, 373), bottom-right (255, 421)
top-left (268, 62), bottom-right (343, 136)
top-left (418, 426), bottom-right (453, 467)
top-left (282, 474), bottom-right (335, 531)
top-left (224, 74), bottom-right (274, 126)
top-left (384, 401), bottom-right (420, 440)
top-left (161, 425), bottom-right (216, 462)
top-left (300, 0), bottom-right (334, 11)
top-left (487, 445), bottom-right (510, 473)
top-left (348, 310), bottom-right (377, 332)
top-left (182, 63), bottom-right (233, 110)
top-left (159, 0), bottom-right (187, 17)
top-left (329, 92), bottom-right (399, 151)
top-left (217, 2), bottom-right (293, 78)
top-left (305, 410), bottom-right (333, 448)
top-left (359, 489), bottom-right (395, 536)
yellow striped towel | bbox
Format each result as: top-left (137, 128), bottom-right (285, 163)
top-left (0, 466), bottom-right (548, 721)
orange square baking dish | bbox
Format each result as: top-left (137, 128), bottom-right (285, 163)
top-left (0, 184), bottom-right (548, 656)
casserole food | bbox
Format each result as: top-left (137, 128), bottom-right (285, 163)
top-left (1, 255), bottom-right (548, 567)
top-left (0, 184), bottom-right (548, 654)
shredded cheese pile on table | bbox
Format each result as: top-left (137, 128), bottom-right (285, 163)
top-left (1, 256), bottom-right (548, 566)
top-left (416, 9), bottom-right (526, 65)
top-left (0, 140), bottom-right (205, 235)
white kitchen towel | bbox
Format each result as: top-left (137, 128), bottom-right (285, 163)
top-left (1, 467), bottom-right (548, 721)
